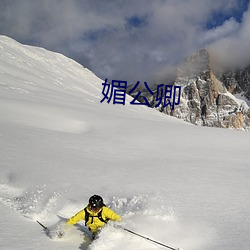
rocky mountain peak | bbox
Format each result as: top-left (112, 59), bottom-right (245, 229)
top-left (126, 48), bottom-right (250, 130)
top-left (177, 48), bottom-right (210, 78)
top-left (159, 49), bottom-right (250, 130)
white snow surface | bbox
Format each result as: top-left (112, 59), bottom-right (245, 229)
top-left (0, 35), bottom-right (250, 250)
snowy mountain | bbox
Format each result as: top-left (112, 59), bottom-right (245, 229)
top-left (133, 49), bottom-right (250, 130)
top-left (171, 49), bottom-right (250, 129)
top-left (0, 36), bottom-right (250, 250)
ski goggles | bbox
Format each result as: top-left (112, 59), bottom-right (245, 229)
top-left (89, 204), bottom-right (101, 212)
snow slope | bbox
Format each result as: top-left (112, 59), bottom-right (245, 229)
top-left (0, 35), bottom-right (250, 250)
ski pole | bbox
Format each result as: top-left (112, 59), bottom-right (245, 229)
top-left (122, 227), bottom-right (180, 250)
top-left (37, 220), bottom-right (48, 231)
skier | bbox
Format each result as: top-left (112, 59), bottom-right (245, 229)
top-left (66, 194), bottom-right (121, 239)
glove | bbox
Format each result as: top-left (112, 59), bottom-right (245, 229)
top-left (55, 223), bottom-right (71, 238)
top-left (56, 230), bottom-right (64, 238)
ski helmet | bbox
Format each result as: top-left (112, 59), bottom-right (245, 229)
top-left (89, 195), bottom-right (104, 210)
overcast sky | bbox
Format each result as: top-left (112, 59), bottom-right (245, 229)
top-left (0, 0), bottom-right (249, 85)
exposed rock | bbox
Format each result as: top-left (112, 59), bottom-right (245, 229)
top-left (126, 48), bottom-right (250, 130)
top-left (216, 66), bottom-right (250, 100)
top-left (157, 49), bottom-right (250, 130)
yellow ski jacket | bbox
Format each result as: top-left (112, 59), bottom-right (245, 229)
top-left (67, 206), bottom-right (121, 233)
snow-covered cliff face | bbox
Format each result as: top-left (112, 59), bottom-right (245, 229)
top-left (160, 49), bottom-right (250, 130)
top-left (217, 66), bottom-right (250, 101)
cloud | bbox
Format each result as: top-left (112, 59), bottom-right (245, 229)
top-left (200, 18), bottom-right (240, 45)
top-left (209, 3), bottom-right (250, 69)
top-left (0, 0), bottom-right (249, 84)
